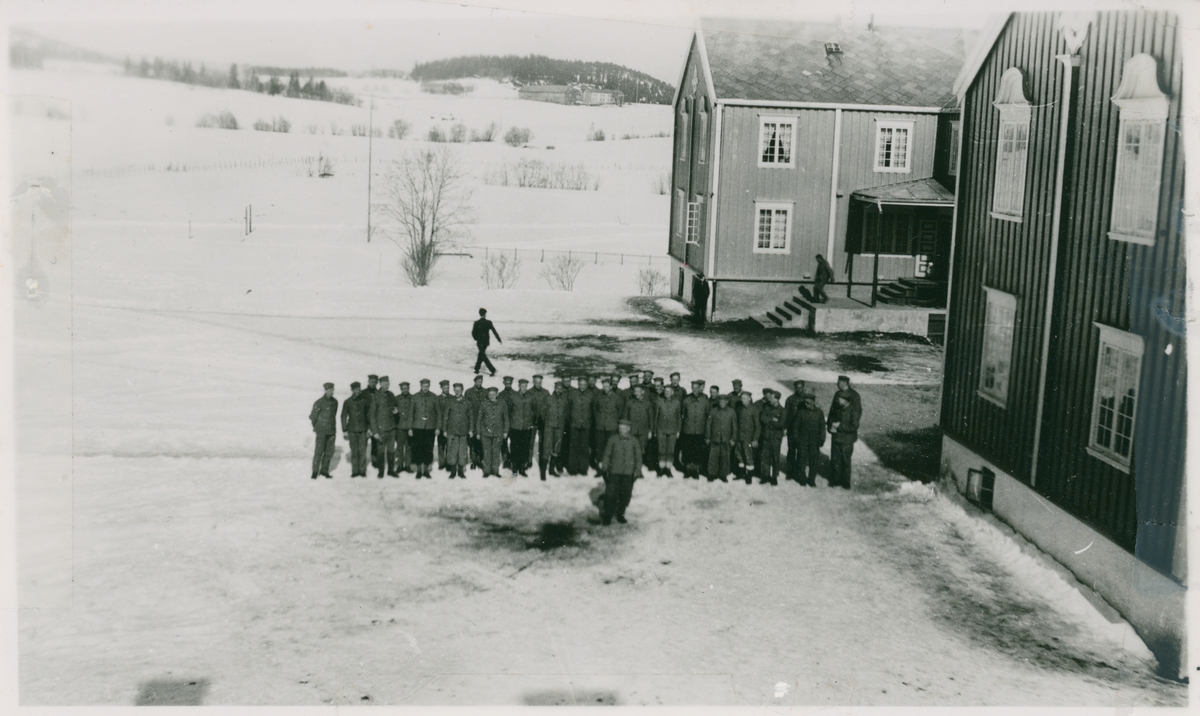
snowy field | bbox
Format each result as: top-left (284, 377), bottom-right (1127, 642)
top-left (9, 68), bottom-right (1186, 706)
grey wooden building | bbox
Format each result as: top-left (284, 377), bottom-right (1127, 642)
top-left (939, 10), bottom-right (1186, 677)
top-left (667, 20), bottom-right (971, 318)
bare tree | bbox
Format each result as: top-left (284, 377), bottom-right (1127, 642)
top-left (637, 268), bottom-right (667, 296)
top-left (378, 146), bottom-right (474, 286)
top-left (482, 252), bottom-right (521, 289)
top-left (541, 253), bottom-right (585, 290)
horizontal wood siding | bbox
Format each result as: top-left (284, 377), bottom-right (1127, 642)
top-left (713, 106), bottom-right (834, 279)
top-left (941, 13), bottom-right (1064, 479)
top-left (830, 111), bottom-right (940, 280)
top-left (1036, 10), bottom-right (1185, 571)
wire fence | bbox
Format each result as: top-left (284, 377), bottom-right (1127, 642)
top-left (461, 245), bottom-right (671, 268)
top-left (79, 154), bottom-right (365, 179)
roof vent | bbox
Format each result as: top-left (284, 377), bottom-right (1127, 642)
top-left (825, 42), bottom-right (842, 54)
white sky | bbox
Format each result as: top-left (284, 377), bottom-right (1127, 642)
top-left (3, 0), bottom-right (1009, 84)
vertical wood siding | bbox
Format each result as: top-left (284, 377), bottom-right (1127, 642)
top-left (942, 10), bottom-right (1185, 575)
top-left (669, 36), bottom-right (714, 273)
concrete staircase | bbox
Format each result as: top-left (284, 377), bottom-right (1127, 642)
top-left (751, 292), bottom-right (813, 330)
top-left (875, 278), bottom-right (947, 307)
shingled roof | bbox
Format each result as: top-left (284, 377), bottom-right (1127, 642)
top-left (700, 20), bottom-right (972, 108)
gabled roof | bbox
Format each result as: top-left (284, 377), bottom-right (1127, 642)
top-left (851, 178), bottom-right (955, 206)
top-left (700, 19), bottom-right (975, 108)
top-left (951, 14), bottom-right (1012, 99)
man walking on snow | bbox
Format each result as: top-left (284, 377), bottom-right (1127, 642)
top-left (472, 307), bottom-right (502, 376)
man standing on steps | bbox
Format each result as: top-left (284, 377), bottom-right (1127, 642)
top-left (310, 382), bottom-right (338, 479)
top-left (813, 254), bottom-right (834, 304)
top-left (341, 381), bottom-right (370, 477)
top-left (472, 307), bottom-right (501, 376)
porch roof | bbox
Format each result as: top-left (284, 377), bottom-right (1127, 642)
top-left (851, 178), bottom-right (955, 207)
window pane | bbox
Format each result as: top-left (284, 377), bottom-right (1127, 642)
top-left (757, 209), bottom-right (771, 248)
top-left (778, 123), bottom-right (792, 164)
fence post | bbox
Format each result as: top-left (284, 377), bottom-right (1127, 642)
top-left (595, 251), bottom-right (598, 264)
top-left (541, 250), bottom-right (544, 262)
top-left (621, 254), bottom-right (624, 265)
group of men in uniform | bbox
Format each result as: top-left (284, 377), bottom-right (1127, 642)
top-left (310, 371), bottom-right (864, 491)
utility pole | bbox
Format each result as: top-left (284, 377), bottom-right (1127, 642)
top-left (367, 93), bottom-right (374, 242)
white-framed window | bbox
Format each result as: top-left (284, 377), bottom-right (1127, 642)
top-left (1087, 323), bottom-right (1143, 472)
top-left (753, 201), bottom-right (792, 254)
top-left (948, 120), bottom-right (962, 176)
top-left (978, 287), bottom-right (1017, 407)
top-left (758, 116), bottom-right (796, 167)
top-left (874, 120), bottom-right (914, 173)
top-left (1109, 54), bottom-right (1170, 246)
top-left (685, 199), bottom-right (701, 244)
top-left (674, 189), bottom-right (685, 239)
top-left (991, 68), bottom-right (1031, 221)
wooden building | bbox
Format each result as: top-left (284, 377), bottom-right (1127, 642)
top-left (517, 84), bottom-right (580, 105)
top-left (667, 20), bottom-right (971, 318)
top-left (939, 10), bottom-right (1186, 677)
top-left (580, 87), bottom-right (624, 106)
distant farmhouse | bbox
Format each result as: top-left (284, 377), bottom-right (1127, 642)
top-left (940, 10), bottom-right (1186, 678)
top-left (668, 20), bottom-right (970, 336)
top-left (517, 83), bottom-right (624, 106)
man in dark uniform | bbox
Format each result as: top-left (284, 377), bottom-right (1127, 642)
top-left (641, 370), bottom-right (655, 390)
top-left (442, 383), bottom-right (472, 478)
top-left (409, 379), bottom-right (439, 478)
top-left (830, 375), bottom-right (863, 420)
top-left (472, 307), bottom-right (501, 376)
top-left (498, 376), bottom-right (516, 468)
top-left (654, 385), bottom-right (681, 477)
top-left (622, 373), bottom-right (641, 403)
top-left (784, 379), bottom-right (808, 481)
top-left (310, 382), bottom-right (338, 479)
top-left (598, 419), bottom-right (643, 525)
top-left (623, 383), bottom-right (655, 469)
top-left (341, 381), bottom-right (370, 477)
top-left (795, 390), bottom-right (826, 486)
top-left (529, 374), bottom-right (551, 472)
top-left (393, 382), bottom-right (414, 474)
top-left (680, 380), bottom-right (710, 479)
top-left (828, 392), bottom-right (859, 489)
top-left (733, 391), bottom-right (760, 483)
top-left (541, 379), bottom-right (570, 479)
top-left (592, 378), bottom-right (622, 473)
top-left (476, 386), bottom-right (509, 477)
top-left (667, 372), bottom-right (685, 468)
top-left (436, 379), bottom-right (453, 470)
top-left (567, 377), bottom-right (594, 475)
top-left (508, 378), bottom-right (536, 476)
top-left (464, 374), bottom-right (487, 469)
top-left (758, 389), bottom-right (786, 485)
top-left (813, 254), bottom-right (834, 304)
top-left (693, 279), bottom-right (710, 324)
top-left (727, 380), bottom-right (745, 408)
top-left (706, 392), bottom-right (736, 482)
top-left (368, 376), bottom-right (398, 478)
top-left (365, 374), bottom-right (380, 471)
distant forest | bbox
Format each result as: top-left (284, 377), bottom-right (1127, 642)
top-left (123, 58), bottom-right (359, 106)
top-left (410, 54), bottom-right (674, 104)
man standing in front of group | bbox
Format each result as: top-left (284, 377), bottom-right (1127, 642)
top-left (442, 383), bottom-right (472, 478)
top-left (476, 386), bottom-right (508, 477)
top-left (310, 382), bottom-right (338, 479)
top-left (472, 307), bottom-right (501, 376)
top-left (598, 419), bottom-right (643, 525)
top-left (368, 376), bottom-right (398, 478)
top-left (409, 379), bottom-right (439, 479)
top-left (341, 381), bottom-right (370, 477)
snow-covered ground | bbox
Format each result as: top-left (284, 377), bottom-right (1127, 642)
top-left (9, 68), bottom-right (1186, 706)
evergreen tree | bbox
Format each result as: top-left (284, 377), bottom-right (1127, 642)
top-left (286, 71), bottom-right (301, 97)
top-left (229, 64), bottom-right (240, 89)
top-left (267, 75), bottom-right (283, 95)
